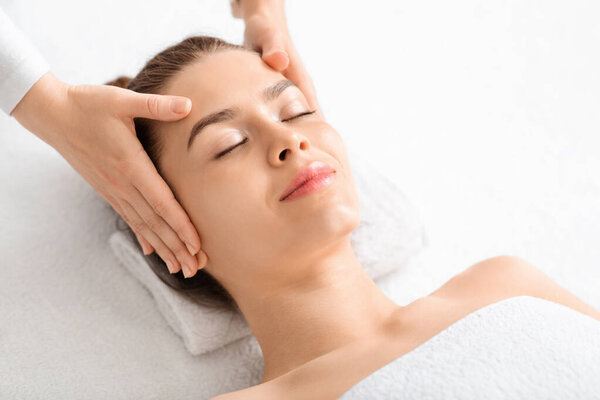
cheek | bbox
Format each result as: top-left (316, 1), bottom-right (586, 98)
top-left (192, 172), bottom-right (253, 231)
top-left (309, 124), bottom-right (348, 172)
top-left (188, 168), bottom-right (283, 260)
top-left (314, 125), bottom-right (360, 214)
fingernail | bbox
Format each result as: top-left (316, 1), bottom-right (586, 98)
top-left (138, 239), bottom-right (150, 255)
top-left (199, 250), bottom-right (208, 269)
top-left (182, 263), bottom-right (192, 278)
top-left (185, 242), bottom-right (198, 256)
top-left (165, 259), bottom-right (175, 274)
top-left (170, 98), bottom-right (191, 114)
top-left (173, 262), bottom-right (181, 274)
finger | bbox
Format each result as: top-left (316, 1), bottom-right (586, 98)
top-left (261, 34), bottom-right (289, 71)
top-left (199, 249), bottom-right (209, 269)
top-left (104, 191), bottom-right (155, 255)
top-left (282, 52), bottom-right (320, 111)
top-left (113, 198), bottom-right (161, 261)
top-left (68, 152), bottom-right (158, 262)
top-left (123, 182), bottom-right (200, 277)
top-left (230, 0), bottom-right (242, 18)
top-left (135, 231), bottom-right (154, 256)
top-left (119, 90), bottom-right (192, 121)
top-left (126, 150), bottom-right (202, 256)
top-left (118, 199), bottom-right (184, 275)
top-left (263, 49), bottom-right (289, 72)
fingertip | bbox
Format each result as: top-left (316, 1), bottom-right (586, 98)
top-left (170, 97), bottom-right (192, 115)
top-left (183, 262), bottom-right (198, 278)
top-left (136, 233), bottom-right (153, 255)
top-left (263, 50), bottom-right (289, 71)
top-left (198, 250), bottom-right (208, 269)
top-left (185, 242), bottom-right (198, 256)
top-left (173, 262), bottom-right (182, 274)
top-left (165, 259), bottom-right (176, 274)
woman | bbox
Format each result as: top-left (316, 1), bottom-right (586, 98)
top-left (4, 0), bottom-right (315, 279)
top-left (107, 36), bottom-right (600, 399)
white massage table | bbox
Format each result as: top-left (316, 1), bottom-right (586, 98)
top-left (1, 0), bottom-right (599, 398)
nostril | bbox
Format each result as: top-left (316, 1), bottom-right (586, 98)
top-left (279, 149), bottom-right (288, 161)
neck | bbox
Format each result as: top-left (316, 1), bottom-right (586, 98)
top-left (227, 237), bottom-right (402, 383)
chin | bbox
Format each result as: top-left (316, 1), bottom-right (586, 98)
top-left (295, 200), bottom-right (360, 254)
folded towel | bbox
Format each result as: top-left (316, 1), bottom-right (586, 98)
top-left (340, 296), bottom-right (600, 399)
top-left (109, 146), bottom-right (427, 355)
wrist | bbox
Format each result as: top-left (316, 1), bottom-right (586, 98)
top-left (11, 71), bottom-right (71, 147)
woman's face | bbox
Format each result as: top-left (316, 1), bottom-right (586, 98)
top-left (157, 49), bottom-right (360, 288)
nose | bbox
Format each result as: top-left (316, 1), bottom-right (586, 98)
top-left (268, 128), bottom-right (311, 165)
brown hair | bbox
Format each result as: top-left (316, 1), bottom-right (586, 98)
top-left (107, 36), bottom-right (251, 312)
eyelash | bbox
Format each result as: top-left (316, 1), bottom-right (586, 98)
top-left (215, 137), bottom-right (249, 159)
top-left (214, 110), bottom-right (316, 159)
top-left (281, 110), bottom-right (316, 123)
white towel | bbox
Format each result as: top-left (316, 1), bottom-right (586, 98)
top-left (340, 296), bottom-right (600, 399)
top-left (109, 146), bottom-right (427, 355)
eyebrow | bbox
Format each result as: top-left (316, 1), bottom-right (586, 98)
top-left (187, 79), bottom-right (298, 151)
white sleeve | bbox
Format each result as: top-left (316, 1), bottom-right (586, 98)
top-left (0, 7), bottom-right (51, 116)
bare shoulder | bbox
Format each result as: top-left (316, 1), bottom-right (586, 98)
top-left (209, 389), bottom-right (255, 400)
top-left (211, 256), bottom-right (600, 400)
top-left (432, 255), bottom-right (600, 322)
top-left (209, 381), bottom-right (275, 400)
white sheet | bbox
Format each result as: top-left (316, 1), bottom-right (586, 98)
top-left (1, 0), bottom-right (599, 399)
top-left (341, 296), bottom-right (600, 399)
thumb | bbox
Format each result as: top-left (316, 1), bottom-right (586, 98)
top-left (261, 36), bottom-right (289, 71)
top-left (124, 91), bottom-right (192, 121)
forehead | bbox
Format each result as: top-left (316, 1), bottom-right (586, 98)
top-left (163, 49), bottom-right (284, 113)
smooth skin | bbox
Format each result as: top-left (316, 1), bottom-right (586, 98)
top-left (142, 49), bottom-right (600, 399)
top-left (155, 48), bottom-right (390, 383)
top-left (9, 0), bottom-right (316, 278)
top-left (212, 256), bottom-right (600, 399)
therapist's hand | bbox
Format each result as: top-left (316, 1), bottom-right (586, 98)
top-left (233, 0), bottom-right (320, 112)
top-left (11, 72), bottom-right (207, 278)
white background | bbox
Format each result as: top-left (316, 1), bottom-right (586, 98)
top-left (1, 1), bottom-right (599, 398)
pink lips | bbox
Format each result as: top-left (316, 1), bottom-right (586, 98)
top-left (280, 161), bottom-right (336, 201)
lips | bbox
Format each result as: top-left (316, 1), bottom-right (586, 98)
top-left (280, 161), bottom-right (336, 201)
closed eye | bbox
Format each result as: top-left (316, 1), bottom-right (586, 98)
top-left (281, 110), bottom-right (316, 123)
top-left (215, 137), bottom-right (249, 159)
top-left (214, 110), bottom-right (316, 159)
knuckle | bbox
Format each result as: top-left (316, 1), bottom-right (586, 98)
top-left (131, 219), bottom-right (147, 233)
top-left (67, 84), bottom-right (90, 100)
top-left (173, 242), bottom-right (192, 260)
top-left (98, 166), bottom-right (120, 189)
top-left (120, 213), bottom-right (130, 225)
top-left (111, 158), bottom-right (132, 182)
top-left (146, 95), bottom-right (161, 116)
top-left (157, 249), bottom-right (175, 266)
top-left (263, 29), bottom-right (277, 43)
top-left (151, 197), bottom-right (171, 218)
top-left (117, 157), bottom-right (133, 175)
top-left (145, 215), bottom-right (161, 232)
